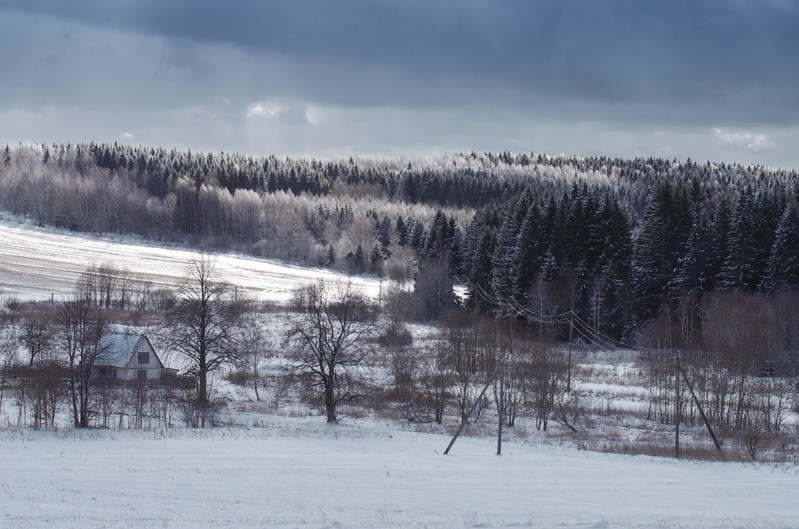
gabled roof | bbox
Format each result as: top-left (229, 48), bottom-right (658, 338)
top-left (97, 332), bottom-right (160, 368)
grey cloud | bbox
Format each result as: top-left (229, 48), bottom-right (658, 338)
top-left (4, 1), bottom-right (798, 116)
top-left (2, 1), bottom-right (799, 168)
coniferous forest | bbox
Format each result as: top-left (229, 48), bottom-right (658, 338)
top-left (2, 142), bottom-right (799, 353)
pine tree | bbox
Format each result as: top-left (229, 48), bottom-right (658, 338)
top-left (762, 204), bottom-right (799, 292)
top-left (720, 188), bottom-right (758, 291)
top-left (354, 245), bottom-right (366, 273)
top-left (423, 211), bottom-right (450, 260)
top-left (409, 221), bottom-right (426, 253)
top-left (491, 191), bottom-right (534, 306)
top-left (395, 216), bottom-right (408, 246)
top-left (326, 245), bottom-right (336, 267)
top-left (631, 182), bottom-right (689, 320)
top-left (705, 197), bottom-right (731, 292)
top-left (369, 245), bottom-right (384, 275)
top-left (595, 198), bottom-right (633, 339)
top-left (671, 201), bottom-right (709, 298)
top-left (377, 215), bottom-right (392, 257)
top-left (511, 201), bottom-right (547, 304)
top-left (751, 191), bottom-right (783, 288)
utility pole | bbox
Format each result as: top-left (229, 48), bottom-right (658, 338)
top-left (444, 365), bottom-right (498, 455)
top-left (497, 356), bottom-right (504, 456)
top-left (567, 312), bottom-right (573, 393)
top-left (678, 365), bottom-right (722, 453)
top-left (675, 353), bottom-right (681, 459)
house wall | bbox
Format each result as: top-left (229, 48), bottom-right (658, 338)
top-left (122, 338), bottom-right (164, 381)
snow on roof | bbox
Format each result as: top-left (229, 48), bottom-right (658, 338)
top-left (97, 332), bottom-right (145, 367)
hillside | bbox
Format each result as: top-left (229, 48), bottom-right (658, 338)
top-left (4, 142), bottom-right (799, 339)
top-left (0, 181), bottom-right (797, 528)
top-left (0, 217), bottom-right (385, 303)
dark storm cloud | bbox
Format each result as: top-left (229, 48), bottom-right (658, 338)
top-left (4, 0), bottom-right (798, 121)
top-left (2, 1), bottom-right (798, 167)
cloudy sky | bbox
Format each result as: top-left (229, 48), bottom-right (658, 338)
top-left (2, 1), bottom-right (798, 168)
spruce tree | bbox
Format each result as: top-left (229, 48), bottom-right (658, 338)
top-left (511, 202), bottom-right (547, 304)
top-left (632, 182), bottom-right (683, 320)
top-left (705, 197), bottom-right (731, 292)
top-left (490, 190), bottom-right (534, 305)
top-left (762, 204), bottom-right (799, 292)
top-left (720, 188), bottom-right (758, 291)
top-left (671, 201), bottom-right (709, 298)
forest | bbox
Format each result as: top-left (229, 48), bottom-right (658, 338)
top-left (2, 142), bottom-right (798, 345)
top-left (1, 142), bottom-right (798, 460)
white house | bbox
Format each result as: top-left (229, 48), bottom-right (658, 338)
top-left (95, 332), bottom-right (177, 382)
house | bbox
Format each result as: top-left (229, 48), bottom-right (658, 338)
top-left (95, 332), bottom-right (177, 383)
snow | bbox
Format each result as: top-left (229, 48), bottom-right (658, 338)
top-left (0, 417), bottom-right (796, 529)
top-left (0, 218), bottom-right (386, 302)
top-left (1, 217), bottom-right (797, 529)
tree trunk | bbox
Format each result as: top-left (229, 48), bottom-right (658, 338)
top-left (79, 365), bottom-right (90, 428)
top-left (70, 369), bottom-right (80, 427)
top-left (198, 372), bottom-right (207, 407)
top-left (325, 368), bottom-right (337, 423)
top-left (253, 365), bottom-right (261, 402)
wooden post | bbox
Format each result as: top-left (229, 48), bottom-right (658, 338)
top-left (445, 368), bottom-right (497, 455)
top-left (675, 353), bottom-right (681, 459)
top-left (678, 366), bottom-right (722, 452)
top-left (497, 358), bottom-right (503, 456)
top-left (567, 312), bottom-right (573, 393)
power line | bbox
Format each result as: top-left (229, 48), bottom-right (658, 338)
top-left (467, 281), bottom-right (678, 357)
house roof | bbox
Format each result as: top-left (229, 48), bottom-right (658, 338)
top-left (97, 332), bottom-right (148, 367)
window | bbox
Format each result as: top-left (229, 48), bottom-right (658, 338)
top-left (138, 352), bottom-right (149, 364)
top-left (138, 369), bottom-right (147, 380)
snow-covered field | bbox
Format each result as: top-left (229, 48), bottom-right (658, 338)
top-left (2, 217), bottom-right (797, 529)
top-left (1, 417), bottom-right (796, 529)
top-left (0, 218), bottom-right (385, 302)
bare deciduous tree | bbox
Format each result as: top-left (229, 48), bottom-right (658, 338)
top-left (18, 312), bottom-right (64, 429)
top-left (444, 315), bottom-right (495, 425)
top-left (287, 279), bottom-right (376, 423)
top-left (166, 254), bottom-right (239, 426)
top-left (0, 326), bottom-right (17, 420)
top-left (20, 316), bottom-right (51, 367)
top-left (235, 319), bottom-right (271, 402)
top-left (59, 296), bottom-right (108, 428)
top-left (415, 345), bottom-right (452, 424)
top-left (412, 250), bottom-right (455, 321)
top-left (530, 344), bottom-right (568, 431)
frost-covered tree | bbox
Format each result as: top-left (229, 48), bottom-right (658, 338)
top-left (720, 188), bottom-right (758, 291)
top-left (762, 204), bottom-right (799, 292)
top-left (632, 182), bottom-right (690, 321)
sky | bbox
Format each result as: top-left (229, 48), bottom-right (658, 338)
top-left (1, 0), bottom-right (798, 168)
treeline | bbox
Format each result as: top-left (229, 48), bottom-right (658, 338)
top-left (3, 142), bottom-right (799, 341)
top-left (460, 177), bottom-right (799, 351)
top-left (0, 143), bottom-right (473, 279)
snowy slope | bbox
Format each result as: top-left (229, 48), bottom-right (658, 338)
top-left (0, 418), bottom-right (796, 529)
top-left (0, 218), bottom-right (385, 302)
